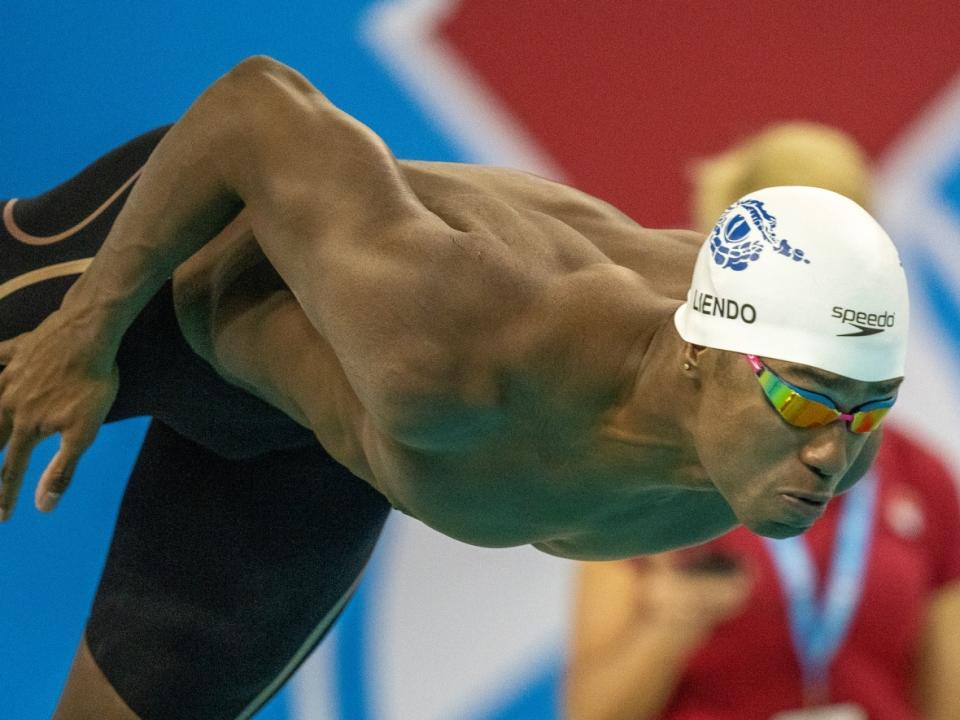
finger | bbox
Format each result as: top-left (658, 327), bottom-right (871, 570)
top-left (35, 440), bottom-right (83, 513)
top-left (0, 427), bottom-right (40, 521)
top-left (0, 407), bottom-right (12, 453)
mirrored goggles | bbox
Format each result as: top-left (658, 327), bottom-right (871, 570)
top-left (745, 354), bottom-right (894, 434)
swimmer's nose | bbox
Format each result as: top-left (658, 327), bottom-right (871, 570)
top-left (799, 421), bottom-right (849, 481)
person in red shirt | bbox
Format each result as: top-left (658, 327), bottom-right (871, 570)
top-left (565, 123), bottom-right (960, 720)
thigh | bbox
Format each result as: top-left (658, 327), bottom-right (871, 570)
top-left (54, 637), bottom-right (141, 720)
top-left (0, 126), bottom-right (170, 342)
top-left (83, 419), bottom-right (390, 720)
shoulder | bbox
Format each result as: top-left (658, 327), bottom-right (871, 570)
top-left (401, 159), bottom-right (703, 284)
top-left (403, 160), bottom-right (641, 243)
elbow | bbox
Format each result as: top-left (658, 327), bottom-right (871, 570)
top-left (228, 54), bottom-right (279, 75)
top-left (224, 55), bottom-right (292, 85)
top-left (214, 56), bottom-right (287, 109)
top-left (184, 57), bottom-right (294, 152)
top-left (199, 55), bottom-right (333, 196)
top-left (222, 55), bottom-right (323, 104)
top-left (206, 55), bottom-right (325, 135)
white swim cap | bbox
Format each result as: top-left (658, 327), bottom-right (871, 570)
top-left (673, 186), bottom-right (908, 381)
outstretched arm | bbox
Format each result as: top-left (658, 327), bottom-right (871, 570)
top-left (0, 55), bottom-right (514, 517)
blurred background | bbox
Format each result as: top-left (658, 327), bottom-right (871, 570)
top-left (3, 2), bottom-right (960, 718)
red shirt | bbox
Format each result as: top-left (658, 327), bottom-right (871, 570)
top-left (658, 427), bottom-right (960, 720)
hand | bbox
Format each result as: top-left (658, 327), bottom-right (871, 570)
top-left (0, 309), bottom-right (119, 520)
top-left (636, 552), bottom-right (753, 640)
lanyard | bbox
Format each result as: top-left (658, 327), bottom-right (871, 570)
top-left (764, 473), bottom-right (878, 700)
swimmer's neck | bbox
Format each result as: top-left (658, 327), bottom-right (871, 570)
top-left (600, 318), bottom-right (710, 491)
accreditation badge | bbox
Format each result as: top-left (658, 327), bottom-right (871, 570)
top-left (769, 704), bottom-right (867, 720)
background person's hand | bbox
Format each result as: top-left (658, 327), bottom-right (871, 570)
top-left (0, 308), bottom-right (119, 520)
top-left (636, 550), bottom-right (753, 642)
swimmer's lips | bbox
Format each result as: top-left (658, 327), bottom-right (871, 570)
top-left (779, 492), bottom-right (830, 527)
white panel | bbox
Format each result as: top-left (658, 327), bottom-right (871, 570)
top-left (289, 627), bottom-right (342, 720)
top-left (370, 513), bottom-right (573, 720)
top-left (362, 0), bottom-right (566, 179)
top-left (875, 72), bottom-right (960, 474)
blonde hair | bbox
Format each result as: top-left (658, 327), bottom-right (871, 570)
top-left (691, 121), bottom-right (871, 233)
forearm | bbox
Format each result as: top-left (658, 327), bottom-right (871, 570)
top-left (566, 619), bottom-right (705, 720)
top-left (63, 61), bottom-right (263, 352)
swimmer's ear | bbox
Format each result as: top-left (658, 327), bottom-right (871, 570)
top-left (682, 343), bottom-right (709, 371)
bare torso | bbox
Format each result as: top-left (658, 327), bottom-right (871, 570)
top-left (172, 161), bottom-right (737, 558)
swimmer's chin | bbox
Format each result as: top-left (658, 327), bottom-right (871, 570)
top-left (533, 540), bottom-right (624, 561)
top-left (745, 519), bottom-right (810, 539)
top-left (533, 541), bottom-right (585, 560)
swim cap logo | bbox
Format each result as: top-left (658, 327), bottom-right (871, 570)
top-left (709, 199), bottom-right (812, 271)
top-left (831, 306), bottom-right (896, 337)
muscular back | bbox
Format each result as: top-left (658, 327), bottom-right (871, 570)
top-left (401, 160), bottom-right (701, 301)
top-left (177, 160), bottom-right (702, 383)
top-left (173, 160), bottom-right (721, 557)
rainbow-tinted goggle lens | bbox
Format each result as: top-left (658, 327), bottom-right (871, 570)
top-left (745, 354), bottom-right (895, 434)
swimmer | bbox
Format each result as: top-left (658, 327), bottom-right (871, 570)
top-left (0, 57), bottom-right (907, 718)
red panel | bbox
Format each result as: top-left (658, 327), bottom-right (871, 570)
top-left (438, 2), bottom-right (960, 227)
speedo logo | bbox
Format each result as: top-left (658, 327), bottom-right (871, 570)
top-left (692, 290), bottom-right (757, 324)
top-left (832, 306), bottom-right (895, 337)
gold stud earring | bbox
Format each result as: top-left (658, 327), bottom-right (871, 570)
top-left (682, 361), bottom-right (692, 371)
